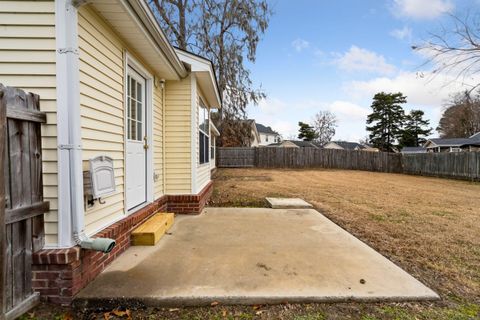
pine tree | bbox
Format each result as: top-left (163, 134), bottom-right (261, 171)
top-left (366, 92), bottom-right (406, 152)
top-left (298, 122), bottom-right (317, 141)
top-left (399, 110), bottom-right (432, 147)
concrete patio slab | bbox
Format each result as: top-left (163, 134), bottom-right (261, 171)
top-left (74, 208), bottom-right (438, 308)
top-left (266, 197), bottom-right (313, 209)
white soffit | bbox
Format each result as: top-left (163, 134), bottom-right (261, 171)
top-left (175, 49), bottom-right (222, 109)
top-left (89, 0), bottom-right (186, 80)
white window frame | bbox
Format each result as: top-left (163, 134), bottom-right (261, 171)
top-left (199, 99), bottom-right (210, 165)
top-left (123, 52), bottom-right (154, 215)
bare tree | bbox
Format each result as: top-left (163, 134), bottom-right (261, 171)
top-left (413, 13), bottom-right (480, 92)
top-left (149, 0), bottom-right (195, 50)
top-left (150, 0), bottom-right (272, 146)
top-left (437, 91), bottom-right (480, 138)
top-left (312, 110), bottom-right (337, 146)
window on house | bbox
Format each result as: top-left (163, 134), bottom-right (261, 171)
top-left (199, 101), bottom-right (209, 164)
top-left (266, 135), bottom-right (269, 142)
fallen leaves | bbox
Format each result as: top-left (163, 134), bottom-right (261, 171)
top-left (103, 309), bottom-right (132, 320)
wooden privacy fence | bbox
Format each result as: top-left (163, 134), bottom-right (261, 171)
top-left (1, 85), bottom-right (48, 320)
top-left (217, 147), bottom-right (480, 181)
top-left (402, 152), bottom-right (480, 180)
top-left (217, 147), bottom-right (403, 173)
top-left (217, 147), bottom-right (257, 168)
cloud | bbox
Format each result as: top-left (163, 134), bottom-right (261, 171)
top-left (333, 46), bottom-right (397, 76)
top-left (347, 71), bottom-right (473, 108)
top-left (392, 0), bottom-right (453, 20)
top-left (327, 101), bottom-right (370, 121)
top-left (390, 26), bottom-right (412, 41)
top-left (291, 38), bottom-right (310, 52)
top-left (257, 97), bottom-right (287, 116)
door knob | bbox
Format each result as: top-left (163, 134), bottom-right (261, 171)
top-left (143, 136), bottom-right (149, 150)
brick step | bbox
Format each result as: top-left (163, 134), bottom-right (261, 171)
top-left (131, 212), bottom-right (174, 246)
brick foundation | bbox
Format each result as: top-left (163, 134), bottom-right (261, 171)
top-left (32, 181), bottom-right (213, 305)
top-left (167, 181), bottom-right (213, 214)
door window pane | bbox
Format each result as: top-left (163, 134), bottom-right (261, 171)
top-left (137, 101), bottom-right (142, 122)
top-left (131, 78), bottom-right (136, 97)
top-left (137, 122), bottom-right (142, 141)
top-left (127, 73), bottom-right (144, 142)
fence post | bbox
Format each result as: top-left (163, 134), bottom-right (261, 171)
top-left (0, 89), bottom-right (6, 320)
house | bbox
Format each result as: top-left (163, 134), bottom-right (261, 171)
top-left (424, 132), bottom-right (480, 152)
top-left (268, 140), bottom-right (322, 148)
top-left (232, 119), bottom-right (261, 147)
top-left (255, 123), bottom-right (282, 146)
top-left (401, 147), bottom-right (427, 154)
top-left (323, 141), bottom-right (378, 151)
top-left (246, 119), bottom-right (261, 147)
top-left (0, 0), bottom-right (221, 304)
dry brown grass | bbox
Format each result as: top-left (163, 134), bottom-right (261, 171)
top-left (28, 168), bottom-right (480, 319)
top-left (211, 168), bottom-right (480, 304)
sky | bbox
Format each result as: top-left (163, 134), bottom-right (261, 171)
top-left (246, 0), bottom-right (479, 141)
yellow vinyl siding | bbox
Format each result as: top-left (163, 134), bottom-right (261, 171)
top-left (78, 7), bottom-right (125, 235)
top-left (165, 77), bottom-right (192, 194)
top-left (78, 6), bottom-right (167, 235)
top-left (196, 86), bottom-right (212, 192)
top-left (153, 85), bottom-right (164, 199)
top-left (0, 1), bottom-right (58, 245)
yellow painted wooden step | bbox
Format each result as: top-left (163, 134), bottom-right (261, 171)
top-left (131, 212), bottom-right (174, 246)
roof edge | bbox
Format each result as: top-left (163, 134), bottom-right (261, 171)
top-left (174, 47), bottom-right (222, 106)
top-left (125, 0), bottom-right (188, 79)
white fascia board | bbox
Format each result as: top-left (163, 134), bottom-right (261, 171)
top-left (123, 0), bottom-right (187, 78)
top-left (175, 49), bottom-right (222, 108)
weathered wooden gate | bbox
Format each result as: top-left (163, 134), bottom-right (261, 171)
top-left (1, 85), bottom-right (48, 320)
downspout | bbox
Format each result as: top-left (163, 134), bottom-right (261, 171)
top-left (56, 0), bottom-right (115, 253)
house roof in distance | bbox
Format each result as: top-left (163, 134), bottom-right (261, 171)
top-left (331, 141), bottom-right (365, 150)
top-left (401, 146), bottom-right (427, 153)
top-left (470, 132), bottom-right (480, 141)
top-left (426, 138), bottom-right (474, 147)
top-left (268, 140), bottom-right (321, 148)
top-left (255, 123), bottom-right (279, 135)
top-left (290, 140), bottom-right (318, 148)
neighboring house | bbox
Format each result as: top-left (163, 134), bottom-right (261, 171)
top-left (248, 120), bottom-right (261, 147)
top-left (255, 123), bottom-right (282, 146)
top-left (324, 141), bottom-right (377, 151)
top-left (268, 140), bottom-right (322, 148)
top-left (237, 119), bottom-right (261, 147)
top-left (424, 132), bottom-right (480, 152)
top-left (0, 0), bottom-right (221, 304)
top-left (401, 147), bottom-right (427, 154)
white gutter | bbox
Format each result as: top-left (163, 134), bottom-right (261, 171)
top-left (56, 0), bottom-right (115, 252)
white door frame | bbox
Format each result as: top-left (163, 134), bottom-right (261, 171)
top-left (123, 51), bottom-right (154, 214)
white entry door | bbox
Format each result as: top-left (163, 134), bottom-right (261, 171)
top-left (126, 68), bottom-right (147, 210)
